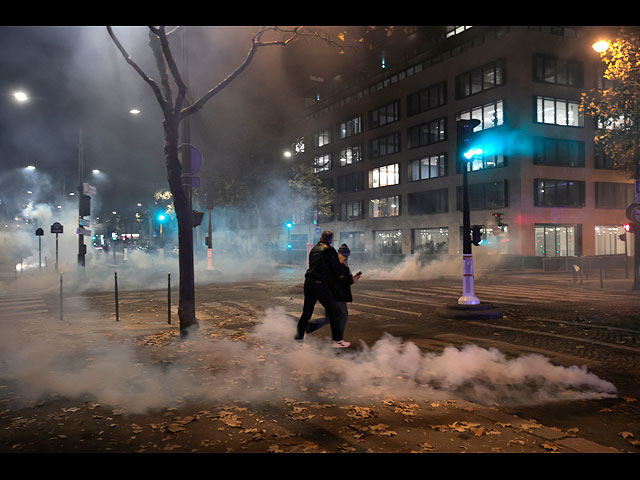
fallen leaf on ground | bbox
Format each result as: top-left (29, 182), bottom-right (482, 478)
top-left (541, 443), bottom-right (561, 452)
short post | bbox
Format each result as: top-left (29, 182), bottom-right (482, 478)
top-left (114, 271), bottom-right (119, 321)
top-left (168, 272), bottom-right (171, 325)
top-left (59, 274), bottom-right (63, 321)
top-left (600, 257), bottom-right (604, 288)
top-left (625, 237), bottom-right (629, 279)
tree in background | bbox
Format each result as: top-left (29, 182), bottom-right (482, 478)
top-left (581, 27), bottom-right (640, 178)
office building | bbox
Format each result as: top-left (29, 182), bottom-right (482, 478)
top-left (286, 26), bottom-right (635, 266)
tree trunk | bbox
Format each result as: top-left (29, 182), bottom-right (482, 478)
top-left (164, 116), bottom-right (199, 337)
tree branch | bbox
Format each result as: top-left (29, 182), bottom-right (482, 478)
top-left (106, 26), bottom-right (171, 118)
top-left (150, 26), bottom-right (188, 113)
top-left (181, 26), bottom-right (303, 119)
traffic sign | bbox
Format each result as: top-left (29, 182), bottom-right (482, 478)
top-left (83, 183), bottom-right (96, 195)
top-left (179, 144), bottom-right (203, 174)
top-left (76, 227), bottom-right (91, 236)
top-left (35, 227), bottom-right (44, 236)
top-left (626, 203), bottom-right (640, 223)
top-left (51, 222), bottom-right (63, 234)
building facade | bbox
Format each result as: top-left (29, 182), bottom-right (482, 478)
top-left (286, 26), bottom-right (635, 266)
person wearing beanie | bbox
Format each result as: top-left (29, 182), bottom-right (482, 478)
top-left (306, 243), bottom-right (362, 340)
top-left (295, 230), bottom-right (351, 348)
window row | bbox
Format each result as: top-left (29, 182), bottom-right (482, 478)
top-left (334, 180), bottom-right (632, 221)
top-left (337, 223), bottom-right (622, 258)
top-left (335, 154), bottom-right (449, 192)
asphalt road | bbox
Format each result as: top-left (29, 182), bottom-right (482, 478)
top-left (0, 265), bottom-right (639, 454)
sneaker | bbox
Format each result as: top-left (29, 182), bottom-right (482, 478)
top-left (294, 334), bottom-right (304, 342)
top-left (332, 340), bottom-right (350, 348)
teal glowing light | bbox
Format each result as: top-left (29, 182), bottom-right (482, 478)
top-left (463, 147), bottom-right (483, 160)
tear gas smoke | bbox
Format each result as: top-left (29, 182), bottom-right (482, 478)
top-left (0, 304), bottom-right (617, 415)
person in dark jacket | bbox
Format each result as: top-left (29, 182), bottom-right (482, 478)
top-left (295, 230), bottom-right (351, 348)
top-left (305, 243), bottom-right (361, 339)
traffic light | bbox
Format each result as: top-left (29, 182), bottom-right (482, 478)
top-left (624, 223), bottom-right (634, 233)
top-left (192, 210), bottom-right (204, 227)
top-left (457, 119), bottom-right (482, 163)
top-left (157, 212), bottom-right (166, 222)
top-left (287, 243), bottom-right (293, 249)
top-left (79, 194), bottom-right (91, 216)
top-left (285, 221), bottom-right (293, 229)
top-left (471, 225), bottom-right (484, 246)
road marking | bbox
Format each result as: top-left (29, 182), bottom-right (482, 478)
top-left (350, 302), bottom-right (423, 317)
top-left (469, 321), bottom-right (640, 354)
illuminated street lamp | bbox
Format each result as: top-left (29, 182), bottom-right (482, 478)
top-left (592, 40), bottom-right (610, 53)
top-left (13, 91), bottom-right (28, 103)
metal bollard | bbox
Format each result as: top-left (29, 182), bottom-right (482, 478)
top-left (59, 274), bottom-right (63, 321)
top-left (115, 271), bottom-right (119, 321)
top-left (600, 257), bottom-right (604, 288)
top-left (168, 272), bottom-right (171, 325)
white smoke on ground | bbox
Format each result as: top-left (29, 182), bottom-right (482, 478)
top-left (363, 254), bottom-right (460, 281)
top-left (0, 305), bottom-right (617, 414)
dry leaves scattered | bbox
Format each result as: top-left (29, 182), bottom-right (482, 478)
top-left (619, 431), bottom-right (640, 447)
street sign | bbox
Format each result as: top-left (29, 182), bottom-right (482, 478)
top-left (83, 183), bottom-right (96, 195)
top-left (76, 227), bottom-right (91, 236)
top-left (51, 222), bottom-right (63, 234)
top-left (179, 144), bottom-right (203, 174)
top-left (626, 203), bottom-right (640, 223)
top-left (35, 227), bottom-right (44, 236)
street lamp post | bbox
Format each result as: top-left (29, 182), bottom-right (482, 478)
top-left (457, 119), bottom-right (481, 305)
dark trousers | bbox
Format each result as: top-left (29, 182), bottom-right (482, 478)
top-left (296, 280), bottom-right (343, 341)
top-left (306, 302), bottom-right (348, 338)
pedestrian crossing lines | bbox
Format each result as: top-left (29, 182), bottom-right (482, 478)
top-left (365, 283), bottom-right (640, 310)
top-left (0, 293), bottom-right (49, 319)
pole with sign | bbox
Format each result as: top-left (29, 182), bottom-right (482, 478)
top-left (35, 228), bottom-right (44, 270)
top-left (51, 222), bottom-right (63, 271)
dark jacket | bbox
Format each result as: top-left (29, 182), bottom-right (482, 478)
top-left (304, 241), bottom-right (344, 285)
top-left (330, 262), bottom-right (354, 302)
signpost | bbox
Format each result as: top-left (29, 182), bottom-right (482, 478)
top-left (51, 222), bottom-right (63, 272)
top-left (35, 227), bottom-right (44, 270)
top-left (625, 202), bottom-right (640, 289)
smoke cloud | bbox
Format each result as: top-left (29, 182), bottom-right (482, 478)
top-left (0, 302), bottom-right (617, 415)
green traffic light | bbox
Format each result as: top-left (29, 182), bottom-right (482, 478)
top-left (463, 147), bottom-right (483, 160)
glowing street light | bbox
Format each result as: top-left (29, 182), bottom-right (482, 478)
top-left (592, 40), bottom-right (610, 53)
top-left (129, 108), bottom-right (141, 115)
top-left (26, 165), bottom-right (36, 170)
top-left (283, 150), bottom-right (292, 158)
top-left (13, 91), bottom-right (29, 103)
top-left (92, 169), bottom-right (101, 174)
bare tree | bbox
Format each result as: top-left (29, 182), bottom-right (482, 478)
top-left (106, 26), bottom-right (345, 338)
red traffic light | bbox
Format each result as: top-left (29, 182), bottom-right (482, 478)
top-left (624, 223), bottom-right (632, 232)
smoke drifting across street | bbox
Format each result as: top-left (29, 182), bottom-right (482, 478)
top-left (0, 297), bottom-right (617, 415)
